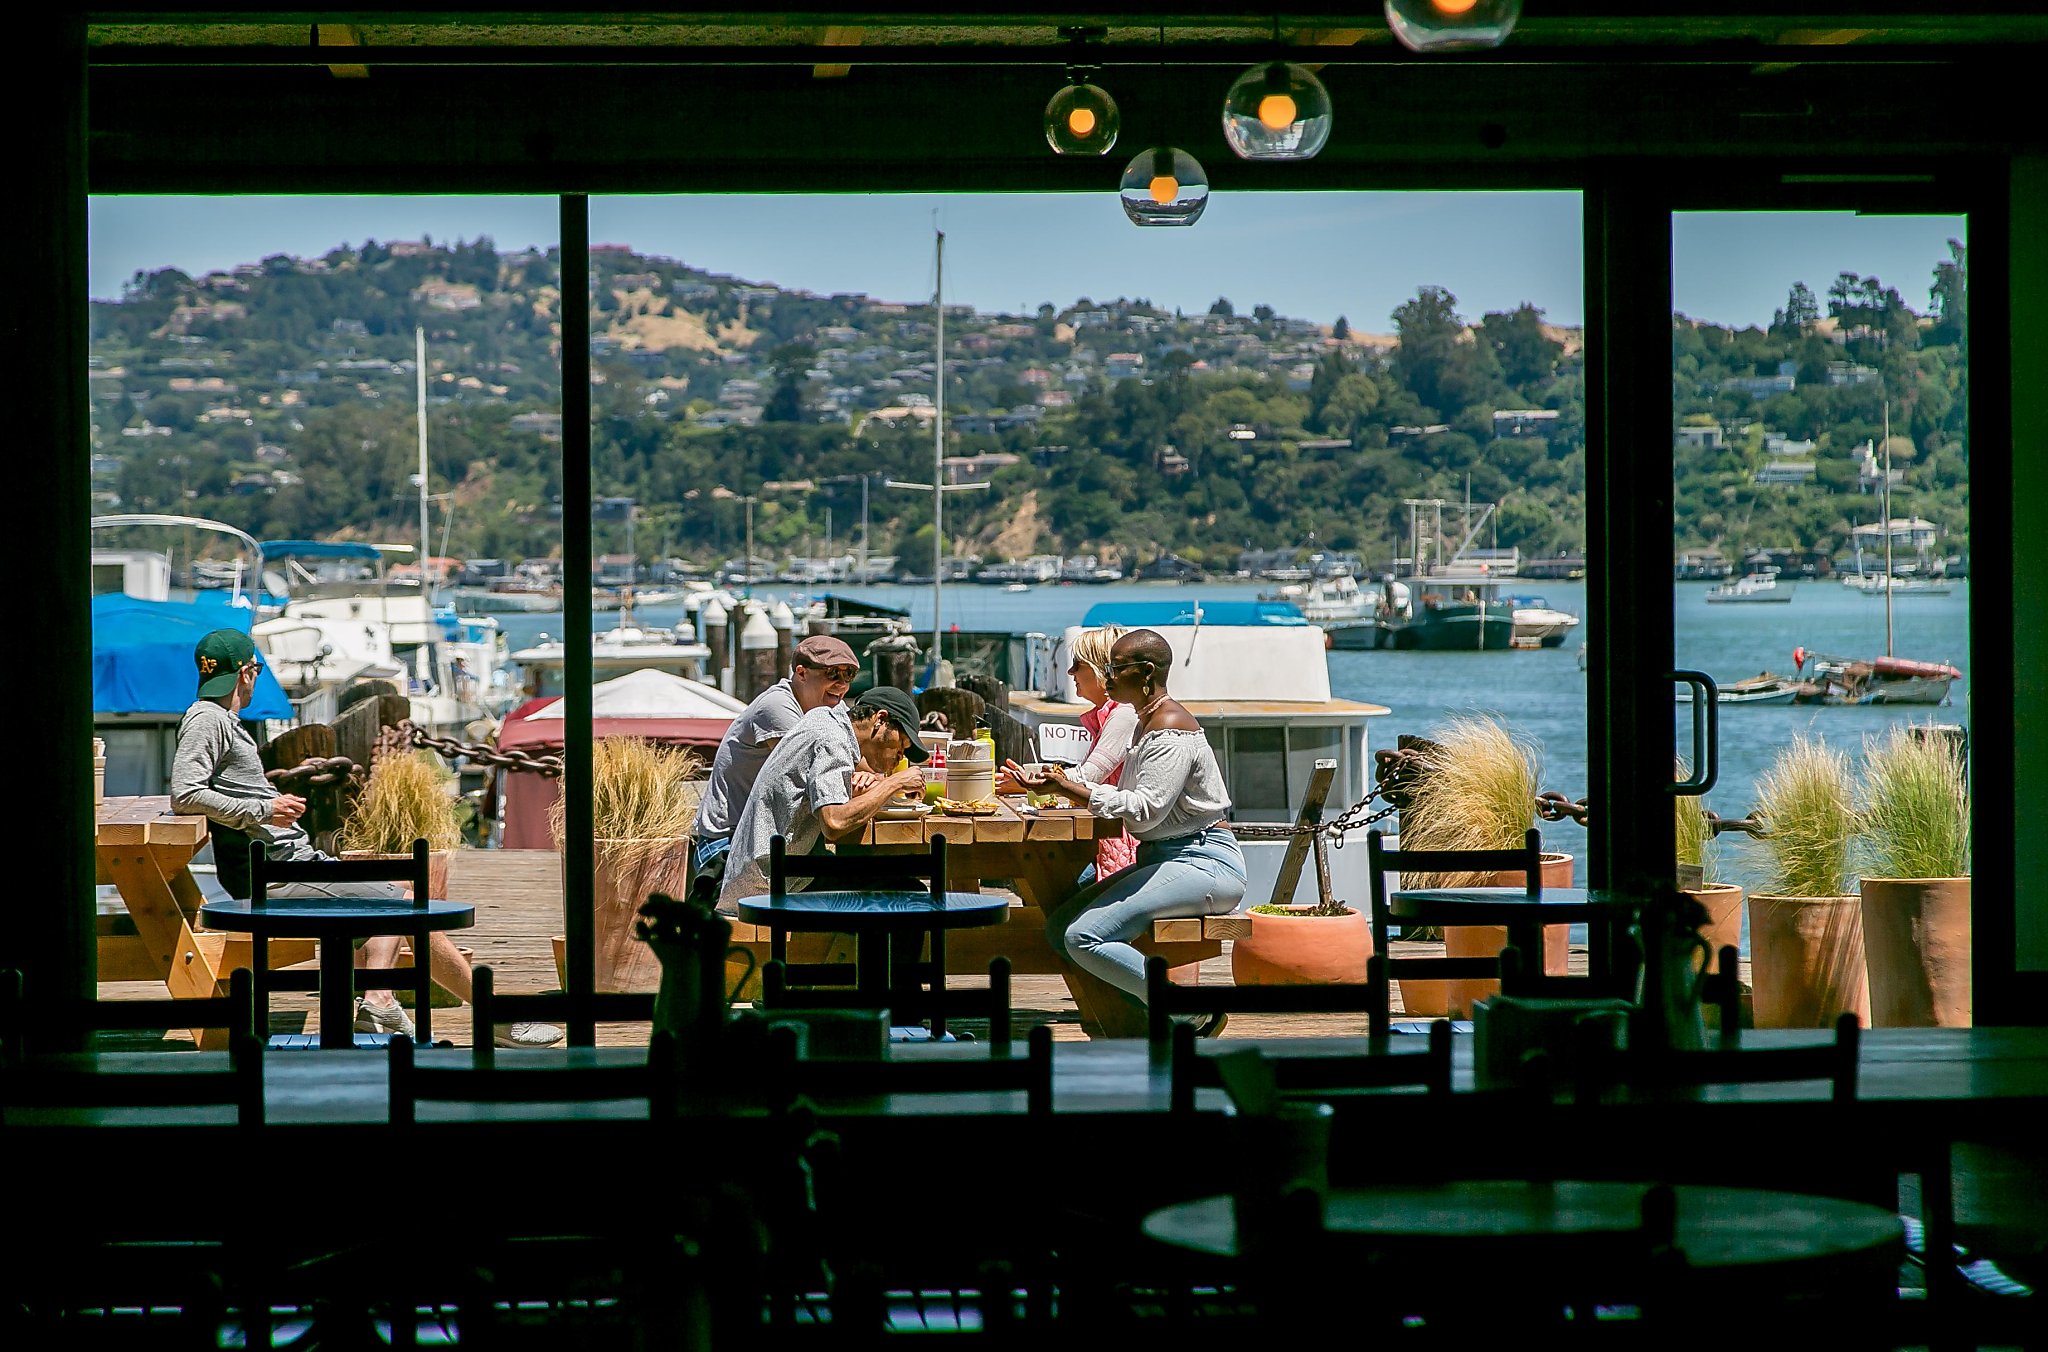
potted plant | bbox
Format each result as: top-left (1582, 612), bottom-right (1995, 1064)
top-left (1228, 866), bottom-right (1372, 987)
top-left (1746, 734), bottom-right (1869, 1029)
top-left (1395, 716), bottom-right (1572, 1018)
top-left (549, 737), bottom-right (703, 993)
top-left (1676, 774), bottom-right (1743, 978)
top-left (1857, 727), bottom-right (1971, 1027)
top-left (337, 749), bottom-right (468, 1003)
top-left (337, 749), bottom-right (464, 900)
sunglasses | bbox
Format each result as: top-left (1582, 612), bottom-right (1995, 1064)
top-left (813, 665), bottom-right (859, 683)
top-left (1108, 659), bottom-right (1152, 676)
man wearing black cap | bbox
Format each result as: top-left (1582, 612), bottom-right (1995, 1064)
top-left (171, 628), bottom-right (563, 1048)
top-left (690, 632), bottom-right (861, 892)
top-left (717, 685), bottom-right (929, 912)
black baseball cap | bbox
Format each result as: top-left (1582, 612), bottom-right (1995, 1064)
top-left (194, 629), bottom-right (259, 698)
top-left (853, 686), bottom-right (929, 762)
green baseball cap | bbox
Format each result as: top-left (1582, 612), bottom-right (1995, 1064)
top-left (195, 628), bottom-right (259, 698)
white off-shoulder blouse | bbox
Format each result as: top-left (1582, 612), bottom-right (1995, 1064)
top-left (1086, 727), bottom-right (1231, 842)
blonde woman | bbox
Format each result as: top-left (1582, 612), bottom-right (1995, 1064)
top-left (1002, 624), bottom-right (1137, 879)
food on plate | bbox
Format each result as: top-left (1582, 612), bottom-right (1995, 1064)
top-left (931, 797), bottom-right (1000, 816)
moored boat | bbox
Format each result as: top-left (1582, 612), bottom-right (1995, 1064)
top-left (1797, 652), bottom-right (1961, 706)
top-left (1706, 572), bottom-right (1794, 603)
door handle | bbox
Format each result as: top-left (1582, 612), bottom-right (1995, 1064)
top-left (1670, 670), bottom-right (1718, 795)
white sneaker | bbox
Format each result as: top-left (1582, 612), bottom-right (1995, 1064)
top-left (354, 999), bottom-right (415, 1038)
top-left (493, 1021), bottom-right (565, 1048)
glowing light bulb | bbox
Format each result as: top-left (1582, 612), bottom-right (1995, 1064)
top-left (1257, 93), bottom-right (1298, 130)
top-left (1122, 146), bottom-right (1208, 226)
top-left (1435, 0), bottom-right (1479, 12)
top-left (1068, 106), bottom-right (1097, 137)
top-left (1385, 0), bottom-right (1521, 52)
top-left (1148, 175), bottom-right (1179, 205)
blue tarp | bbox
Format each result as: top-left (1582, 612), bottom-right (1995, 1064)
top-left (93, 594), bottom-right (294, 719)
top-left (1081, 599), bottom-right (1309, 628)
top-left (259, 539), bottom-right (382, 561)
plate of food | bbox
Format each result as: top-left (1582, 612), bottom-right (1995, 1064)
top-left (930, 797), bottom-right (1001, 817)
top-left (879, 795), bottom-right (933, 818)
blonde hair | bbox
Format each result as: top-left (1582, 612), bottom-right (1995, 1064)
top-left (1069, 625), bottom-right (1128, 677)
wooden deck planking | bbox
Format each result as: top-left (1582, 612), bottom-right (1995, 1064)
top-left (96, 847), bottom-right (1755, 1049)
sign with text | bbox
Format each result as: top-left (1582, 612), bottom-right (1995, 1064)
top-left (1036, 722), bottom-right (1093, 766)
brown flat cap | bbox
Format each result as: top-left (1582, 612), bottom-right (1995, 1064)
top-left (793, 634), bottom-right (858, 668)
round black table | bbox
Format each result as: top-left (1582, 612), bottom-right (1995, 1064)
top-left (1155, 1179), bottom-right (1900, 1286)
top-left (735, 890), bottom-right (1009, 1018)
top-left (1387, 886), bottom-right (1632, 979)
top-left (200, 897), bottom-right (475, 1050)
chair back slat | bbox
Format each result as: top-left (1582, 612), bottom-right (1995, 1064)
top-left (1575, 1012), bottom-right (1862, 1105)
top-left (251, 836), bottom-right (432, 902)
top-left (1166, 1009), bottom-right (1451, 1115)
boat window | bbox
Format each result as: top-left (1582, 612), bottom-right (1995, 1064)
top-left (1228, 726), bottom-right (1290, 822)
top-left (1286, 726), bottom-right (1345, 817)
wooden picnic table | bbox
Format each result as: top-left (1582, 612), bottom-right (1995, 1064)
top-left (94, 795), bottom-right (314, 1048)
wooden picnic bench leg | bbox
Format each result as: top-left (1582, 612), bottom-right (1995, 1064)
top-left (101, 842), bottom-right (230, 1048)
top-left (996, 840), bottom-right (1130, 1035)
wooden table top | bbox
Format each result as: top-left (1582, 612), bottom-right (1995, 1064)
top-left (95, 795), bottom-right (207, 847)
top-left (1143, 1181), bottom-right (1904, 1270)
top-left (860, 794), bottom-right (1101, 847)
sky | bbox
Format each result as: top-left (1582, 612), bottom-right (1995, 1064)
top-left (89, 193), bottom-right (1965, 332)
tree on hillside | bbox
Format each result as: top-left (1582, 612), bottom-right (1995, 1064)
top-left (1392, 285), bottom-right (1464, 416)
top-left (763, 341), bottom-right (816, 423)
top-left (1929, 239), bottom-right (1967, 348)
top-left (1772, 281), bottom-right (1820, 336)
top-left (1333, 315), bottom-right (1350, 341)
top-left (1208, 297), bottom-right (1235, 317)
top-left (1477, 303), bottom-right (1560, 388)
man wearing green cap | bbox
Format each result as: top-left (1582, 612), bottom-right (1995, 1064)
top-left (172, 628), bottom-right (563, 1048)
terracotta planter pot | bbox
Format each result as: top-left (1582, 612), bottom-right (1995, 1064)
top-left (573, 838), bottom-right (693, 993)
top-left (1402, 853), bottom-right (1574, 1019)
top-left (1683, 882), bottom-right (1745, 975)
top-left (340, 848), bottom-right (451, 900)
top-left (1859, 878), bottom-right (1972, 1028)
top-left (1229, 905), bottom-right (1373, 985)
top-left (1747, 894), bottom-right (1870, 1029)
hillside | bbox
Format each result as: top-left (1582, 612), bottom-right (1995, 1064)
top-left (88, 237), bottom-right (1968, 573)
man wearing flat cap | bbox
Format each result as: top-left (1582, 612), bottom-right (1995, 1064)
top-left (718, 685), bottom-right (930, 913)
top-left (691, 633), bottom-right (863, 892)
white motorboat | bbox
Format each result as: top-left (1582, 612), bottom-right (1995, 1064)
top-left (1705, 572), bottom-right (1794, 603)
top-left (1508, 594), bottom-right (1581, 647)
top-left (1840, 573), bottom-right (1952, 597)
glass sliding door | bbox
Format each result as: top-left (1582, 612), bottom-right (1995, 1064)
top-left (1671, 207), bottom-right (1972, 1024)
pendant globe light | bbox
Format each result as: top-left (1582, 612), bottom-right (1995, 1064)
top-left (1120, 146), bottom-right (1209, 227)
top-left (1044, 27), bottom-right (1120, 155)
top-left (1385, 0), bottom-right (1522, 53)
top-left (1221, 60), bottom-right (1332, 161)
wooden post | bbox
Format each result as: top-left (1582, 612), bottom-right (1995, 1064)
top-left (1265, 759), bottom-right (1337, 909)
top-left (960, 674), bottom-right (1026, 765)
top-left (869, 635), bottom-right (918, 693)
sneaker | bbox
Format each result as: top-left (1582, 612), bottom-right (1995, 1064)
top-left (493, 1021), bottom-right (565, 1048)
top-left (354, 999), bottom-right (415, 1038)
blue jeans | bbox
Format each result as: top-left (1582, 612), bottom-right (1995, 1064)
top-left (1047, 826), bottom-right (1247, 999)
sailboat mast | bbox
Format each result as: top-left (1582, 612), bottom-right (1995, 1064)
top-left (416, 326), bottom-right (433, 605)
top-left (1882, 401), bottom-right (1894, 657)
top-left (932, 228), bottom-right (945, 667)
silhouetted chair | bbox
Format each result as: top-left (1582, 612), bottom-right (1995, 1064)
top-left (1165, 1012), bottom-right (1452, 1116)
top-left (246, 837), bottom-right (438, 1044)
top-left (763, 835), bottom-right (971, 1036)
top-left (1144, 953), bottom-right (1392, 1049)
top-left (0, 967), bottom-right (263, 1341)
top-left (1365, 826), bottom-right (1545, 1026)
top-left (1573, 1010), bottom-right (1862, 1107)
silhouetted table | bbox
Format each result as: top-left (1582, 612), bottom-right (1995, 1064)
top-left (1388, 886), bottom-right (1633, 978)
top-left (198, 897), bottom-right (475, 1049)
top-left (736, 890), bottom-right (1009, 1032)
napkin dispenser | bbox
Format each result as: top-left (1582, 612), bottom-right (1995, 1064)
top-left (1471, 993), bottom-right (1632, 1091)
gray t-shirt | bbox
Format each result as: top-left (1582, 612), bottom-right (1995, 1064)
top-left (171, 699), bottom-right (321, 896)
top-left (719, 703), bottom-right (857, 911)
top-left (694, 677), bottom-right (805, 841)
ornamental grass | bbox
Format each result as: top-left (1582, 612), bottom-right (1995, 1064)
top-left (1750, 733), bottom-right (1858, 897)
top-left (337, 750), bottom-right (464, 855)
top-left (1860, 726), bottom-right (1971, 880)
top-left (1675, 759), bottom-right (1716, 883)
top-left (1401, 714), bottom-right (1542, 888)
top-left (549, 737), bottom-right (704, 869)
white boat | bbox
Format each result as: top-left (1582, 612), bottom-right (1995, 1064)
top-left (1508, 594), bottom-right (1581, 647)
top-left (1705, 572), bottom-right (1794, 603)
top-left (510, 605), bottom-right (713, 699)
top-left (1268, 570), bottom-right (1376, 622)
top-left (1674, 674), bottom-right (1804, 706)
top-left (1009, 599), bottom-right (1389, 909)
top-left (1841, 573), bottom-right (1951, 597)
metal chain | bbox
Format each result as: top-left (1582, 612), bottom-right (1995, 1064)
top-left (265, 755), bottom-right (363, 788)
top-left (1228, 744), bottom-right (1592, 842)
top-left (407, 723), bottom-right (565, 778)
